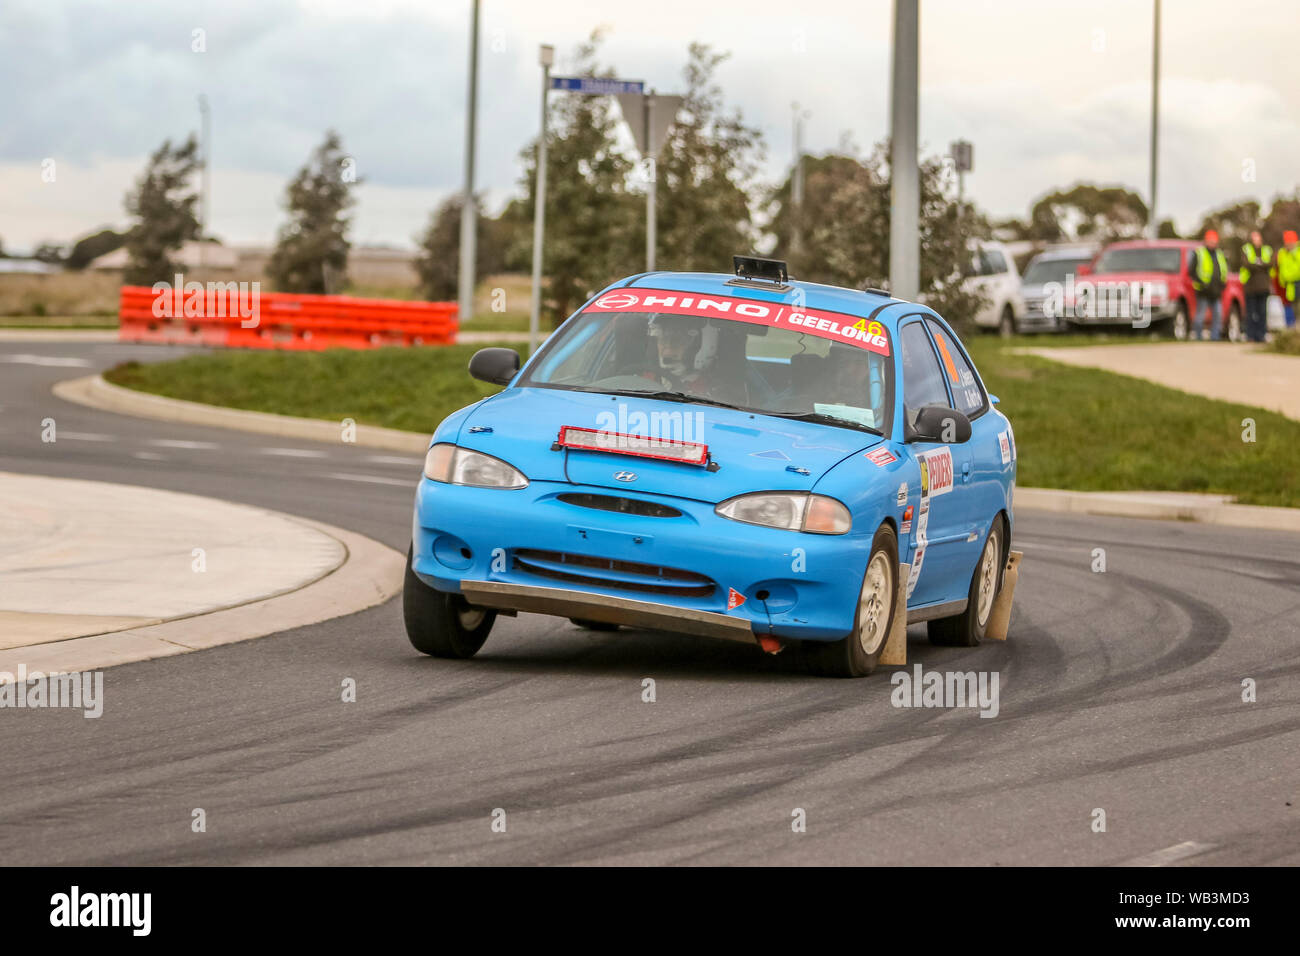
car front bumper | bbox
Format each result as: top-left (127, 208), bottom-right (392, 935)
top-left (411, 478), bottom-right (873, 642)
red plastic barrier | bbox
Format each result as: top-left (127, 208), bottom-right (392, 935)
top-left (118, 285), bottom-right (458, 350)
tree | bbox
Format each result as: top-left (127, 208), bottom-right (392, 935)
top-left (65, 229), bottom-right (126, 270)
top-left (767, 142), bottom-right (987, 330)
top-left (1025, 183), bottom-right (1148, 243)
top-left (515, 33), bottom-right (640, 325)
top-left (122, 135), bottom-right (200, 285)
top-left (267, 131), bottom-right (358, 294)
top-left (1262, 192), bottom-right (1300, 250)
top-left (652, 44), bottom-right (764, 271)
top-left (415, 194), bottom-right (502, 301)
top-left (1197, 199), bottom-right (1262, 265)
top-left (32, 243), bottom-right (65, 265)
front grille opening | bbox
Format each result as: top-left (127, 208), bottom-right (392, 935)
top-left (513, 548), bottom-right (714, 597)
top-left (557, 493), bottom-right (682, 518)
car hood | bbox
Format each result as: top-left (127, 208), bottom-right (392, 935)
top-left (458, 387), bottom-right (880, 503)
top-left (1087, 271), bottom-right (1177, 284)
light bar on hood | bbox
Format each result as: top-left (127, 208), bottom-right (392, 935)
top-left (557, 426), bottom-right (710, 466)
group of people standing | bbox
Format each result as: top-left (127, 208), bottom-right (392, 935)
top-left (1191, 229), bottom-right (1300, 342)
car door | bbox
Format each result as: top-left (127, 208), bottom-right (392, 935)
top-left (925, 318), bottom-right (1003, 577)
top-left (897, 319), bottom-right (970, 609)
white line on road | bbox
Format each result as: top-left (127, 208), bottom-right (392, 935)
top-left (59, 432), bottom-right (116, 442)
top-left (365, 455), bottom-right (424, 466)
top-left (326, 472), bottom-right (413, 487)
top-left (0, 354), bottom-right (93, 367)
top-left (147, 439), bottom-right (220, 450)
top-left (1118, 841), bottom-right (1216, 867)
top-left (132, 451), bottom-right (166, 461)
top-left (259, 448), bottom-right (328, 458)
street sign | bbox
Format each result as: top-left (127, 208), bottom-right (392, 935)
top-left (950, 139), bottom-right (973, 173)
top-left (616, 92), bottom-right (684, 158)
top-left (550, 76), bottom-right (644, 95)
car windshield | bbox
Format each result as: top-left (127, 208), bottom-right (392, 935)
top-left (1023, 256), bottom-right (1091, 285)
top-left (1093, 247), bottom-right (1182, 274)
top-left (518, 302), bottom-right (894, 435)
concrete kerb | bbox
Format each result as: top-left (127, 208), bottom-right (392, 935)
top-left (53, 373), bottom-right (428, 453)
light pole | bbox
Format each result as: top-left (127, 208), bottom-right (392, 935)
top-left (791, 103), bottom-right (809, 259)
top-left (1148, 0), bottom-right (1161, 238)
top-left (645, 91), bottom-right (656, 271)
top-left (889, 0), bottom-right (920, 301)
top-left (198, 93), bottom-right (210, 270)
top-left (529, 44), bottom-right (554, 355)
top-left (458, 0), bottom-right (481, 323)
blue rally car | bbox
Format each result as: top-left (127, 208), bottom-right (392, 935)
top-left (405, 257), bottom-right (1017, 677)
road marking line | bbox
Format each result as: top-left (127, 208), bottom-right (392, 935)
top-left (147, 439), bottom-right (220, 450)
top-left (365, 455), bottom-right (424, 466)
top-left (259, 447), bottom-right (328, 458)
top-left (325, 472), bottom-right (412, 487)
top-left (132, 451), bottom-right (166, 461)
top-left (0, 354), bottom-right (92, 367)
top-left (1118, 841), bottom-right (1216, 867)
top-left (59, 431), bottom-right (116, 442)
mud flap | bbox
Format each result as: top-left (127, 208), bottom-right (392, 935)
top-left (880, 562), bottom-right (910, 667)
top-left (984, 550), bottom-right (1022, 642)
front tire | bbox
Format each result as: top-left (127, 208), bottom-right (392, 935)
top-left (928, 519), bottom-right (1003, 648)
top-left (804, 525), bottom-right (899, 678)
top-left (1168, 301), bottom-right (1190, 340)
top-left (403, 545), bottom-right (496, 658)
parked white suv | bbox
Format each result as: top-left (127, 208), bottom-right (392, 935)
top-left (963, 241), bottom-right (1025, 336)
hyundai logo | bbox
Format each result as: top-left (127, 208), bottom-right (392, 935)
top-left (613, 471), bottom-right (638, 482)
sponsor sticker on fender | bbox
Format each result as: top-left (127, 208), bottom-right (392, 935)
top-left (919, 446), bottom-right (954, 497)
top-left (586, 288), bottom-right (891, 356)
top-left (998, 430), bottom-right (1011, 465)
top-left (865, 447), bottom-right (897, 467)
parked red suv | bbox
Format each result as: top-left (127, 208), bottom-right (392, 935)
top-left (1076, 239), bottom-right (1245, 340)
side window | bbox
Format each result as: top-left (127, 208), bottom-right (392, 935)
top-left (926, 320), bottom-right (986, 418)
top-left (982, 249), bottom-right (1008, 275)
top-left (900, 321), bottom-right (950, 430)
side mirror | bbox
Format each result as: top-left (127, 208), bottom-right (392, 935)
top-left (909, 405), bottom-right (972, 444)
top-left (468, 347), bottom-right (520, 387)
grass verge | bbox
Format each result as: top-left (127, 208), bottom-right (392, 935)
top-left (104, 345), bottom-right (513, 435)
top-left (964, 336), bottom-right (1300, 507)
top-left (105, 336), bottom-right (1300, 507)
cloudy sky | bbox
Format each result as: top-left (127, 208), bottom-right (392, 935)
top-left (1, 0), bottom-right (1297, 253)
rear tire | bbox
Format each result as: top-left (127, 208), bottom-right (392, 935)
top-left (1226, 305), bottom-right (1242, 343)
top-left (928, 519), bottom-right (1003, 648)
top-left (570, 618), bottom-right (619, 631)
top-left (998, 306), bottom-right (1017, 338)
top-left (804, 525), bottom-right (899, 678)
top-left (403, 545), bottom-right (496, 658)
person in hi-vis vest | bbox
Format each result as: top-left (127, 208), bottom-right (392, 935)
top-left (1239, 230), bottom-right (1275, 343)
top-left (1190, 230), bottom-right (1229, 341)
top-left (1278, 231), bottom-right (1300, 330)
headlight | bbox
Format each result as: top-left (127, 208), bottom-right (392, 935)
top-left (1148, 281), bottom-right (1169, 305)
top-left (715, 493), bottom-right (851, 534)
top-left (424, 443), bottom-right (528, 489)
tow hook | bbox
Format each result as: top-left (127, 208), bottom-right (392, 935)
top-left (758, 636), bottom-right (784, 655)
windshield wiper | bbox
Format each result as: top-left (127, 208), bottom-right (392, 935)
top-left (594, 388), bottom-right (748, 411)
top-left (765, 410), bottom-right (884, 436)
